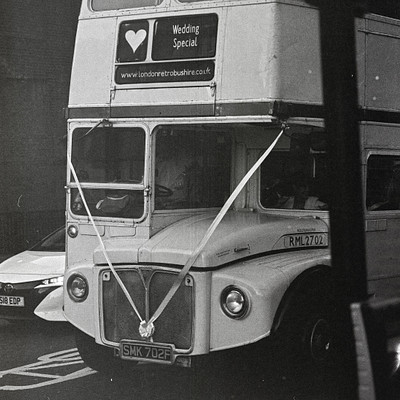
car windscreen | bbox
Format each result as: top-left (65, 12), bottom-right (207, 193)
top-left (30, 228), bottom-right (65, 252)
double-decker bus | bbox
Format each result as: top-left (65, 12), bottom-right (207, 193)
top-left (64, 0), bottom-right (400, 377)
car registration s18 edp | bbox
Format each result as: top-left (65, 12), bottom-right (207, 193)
top-left (0, 295), bottom-right (25, 307)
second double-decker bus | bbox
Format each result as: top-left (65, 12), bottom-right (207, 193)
top-left (63, 0), bottom-right (400, 379)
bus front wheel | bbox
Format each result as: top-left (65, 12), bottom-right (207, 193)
top-left (277, 288), bottom-right (336, 377)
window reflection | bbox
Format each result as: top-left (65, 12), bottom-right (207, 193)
top-left (155, 126), bottom-right (231, 210)
top-left (70, 127), bottom-right (146, 219)
top-left (71, 188), bottom-right (145, 219)
top-left (71, 127), bottom-right (145, 184)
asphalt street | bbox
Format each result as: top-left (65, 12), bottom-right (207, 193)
top-left (4, 318), bottom-right (394, 400)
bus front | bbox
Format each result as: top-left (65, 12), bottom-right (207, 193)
top-left (64, 0), bottom-right (333, 376)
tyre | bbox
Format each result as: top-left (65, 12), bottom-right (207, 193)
top-left (276, 281), bottom-right (337, 378)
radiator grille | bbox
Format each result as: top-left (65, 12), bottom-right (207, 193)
top-left (102, 269), bottom-right (193, 350)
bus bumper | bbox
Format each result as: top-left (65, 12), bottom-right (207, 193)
top-left (64, 261), bottom-right (290, 364)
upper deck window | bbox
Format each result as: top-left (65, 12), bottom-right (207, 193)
top-left (92, 0), bottom-right (162, 11)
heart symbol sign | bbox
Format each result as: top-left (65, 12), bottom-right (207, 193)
top-left (125, 29), bottom-right (147, 54)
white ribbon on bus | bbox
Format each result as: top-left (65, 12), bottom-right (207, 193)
top-left (67, 124), bottom-right (285, 336)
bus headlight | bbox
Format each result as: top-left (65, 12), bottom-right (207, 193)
top-left (67, 274), bottom-right (88, 302)
top-left (221, 286), bottom-right (249, 319)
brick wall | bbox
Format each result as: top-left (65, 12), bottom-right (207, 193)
top-left (0, 210), bottom-right (65, 255)
top-left (0, 1), bottom-right (81, 254)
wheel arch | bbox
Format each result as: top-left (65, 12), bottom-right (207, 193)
top-left (271, 264), bottom-right (333, 334)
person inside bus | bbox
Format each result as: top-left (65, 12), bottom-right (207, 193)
top-left (155, 136), bottom-right (203, 209)
top-left (262, 178), bottom-right (290, 208)
top-left (281, 178), bottom-right (327, 210)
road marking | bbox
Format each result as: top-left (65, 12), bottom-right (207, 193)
top-left (0, 348), bottom-right (97, 391)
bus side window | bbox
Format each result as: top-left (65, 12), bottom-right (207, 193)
top-left (260, 150), bottom-right (329, 210)
top-left (367, 155), bottom-right (400, 211)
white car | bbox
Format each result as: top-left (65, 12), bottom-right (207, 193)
top-left (0, 227), bottom-right (65, 322)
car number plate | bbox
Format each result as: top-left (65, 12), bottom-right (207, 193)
top-left (0, 295), bottom-right (25, 307)
top-left (284, 233), bottom-right (328, 248)
top-left (120, 341), bottom-right (173, 364)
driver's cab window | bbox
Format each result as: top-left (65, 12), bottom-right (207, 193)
top-left (70, 127), bottom-right (146, 219)
top-left (260, 130), bottom-right (329, 211)
top-left (154, 126), bottom-right (231, 210)
top-left (367, 155), bottom-right (400, 211)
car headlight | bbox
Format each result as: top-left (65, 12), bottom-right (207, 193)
top-left (67, 274), bottom-right (88, 302)
top-left (35, 276), bottom-right (64, 289)
top-left (220, 286), bottom-right (250, 319)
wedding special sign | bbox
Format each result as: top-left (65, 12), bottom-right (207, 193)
top-left (115, 14), bottom-right (218, 84)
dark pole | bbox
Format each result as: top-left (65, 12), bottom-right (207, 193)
top-left (306, 0), bottom-right (368, 397)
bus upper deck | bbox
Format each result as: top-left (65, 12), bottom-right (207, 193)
top-left (68, 0), bottom-right (400, 121)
